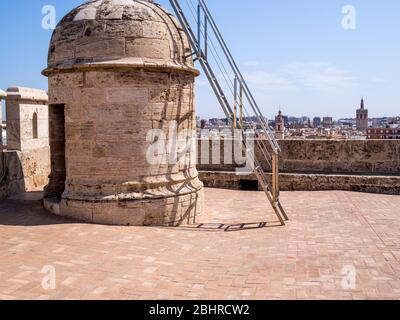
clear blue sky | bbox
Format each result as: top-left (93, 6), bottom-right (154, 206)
top-left (0, 0), bottom-right (399, 119)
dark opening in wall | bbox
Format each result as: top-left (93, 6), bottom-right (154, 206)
top-left (240, 180), bottom-right (259, 191)
top-left (44, 104), bottom-right (66, 199)
top-left (32, 112), bottom-right (38, 139)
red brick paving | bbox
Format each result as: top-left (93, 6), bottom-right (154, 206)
top-left (0, 189), bottom-right (400, 300)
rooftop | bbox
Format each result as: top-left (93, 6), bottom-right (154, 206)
top-left (1, 188), bottom-right (400, 300)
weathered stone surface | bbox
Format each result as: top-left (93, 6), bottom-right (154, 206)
top-left (5, 87), bottom-right (49, 151)
top-left (197, 139), bottom-right (400, 194)
top-left (43, 0), bottom-right (198, 77)
top-left (199, 171), bottom-right (400, 195)
top-left (0, 148), bottom-right (50, 201)
top-left (6, 87), bottom-right (48, 102)
top-left (0, 87), bottom-right (51, 201)
top-left (61, 188), bottom-right (203, 226)
top-left (44, 0), bottom-right (203, 226)
top-left (198, 139), bottom-right (400, 174)
top-left (276, 139), bottom-right (400, 174)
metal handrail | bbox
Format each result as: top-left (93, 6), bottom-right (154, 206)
top-left (170, 0), bottom-right (278, 164)
top-left (198, 0), bottom-right (281, 153)
top-left (168, 0), bottom-right (288, 224)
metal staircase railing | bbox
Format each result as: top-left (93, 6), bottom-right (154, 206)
top-left (168, 0), bottom-right (288, 224)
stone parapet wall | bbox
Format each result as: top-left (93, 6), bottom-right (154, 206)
top-left (275, 139), bottom-right (400, 175)
top-left (0, 147), bottom-right (50, 201)
top-left (197, 139), bottom-right (400, 194)
top-left (0, 86), bottom-right (50, 201)
top-left (199, 171), bottom-right (400, 195)
top-left (198, 139), bottom-right (400, 175)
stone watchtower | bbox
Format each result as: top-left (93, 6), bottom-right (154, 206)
top-left (356, 98), bottom-right (368, 131)
top-left (275, 110), bottom-right (285, 140)
top-left (42, 0), bottom-right (203, 226)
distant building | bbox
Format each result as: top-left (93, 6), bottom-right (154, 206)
top-left (323, 117), bottom-right (333, 129)
top-left (200, 119), bottom-right (208, 129)
top-left (388, 116), bottom-right (400, 128)
top-left (337, 118), bottom-right (355, 128)
top-left (356, 98), bottom-right (368, 131)
top-left (275, 110), bottom-right (285, 140)
top-left (298, 116), bottom-right (308, 126)
top-left (313, 117), bottom-right (321, 128)
top-left (367, 128), bottom-right (400, 139)
top-left (282, 115), bottom-right (289, 127)
top-left (209, 118), bottom-right (226, 127)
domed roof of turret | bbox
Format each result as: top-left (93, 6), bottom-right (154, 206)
top-left (43, 0), bottom-right (198, 76)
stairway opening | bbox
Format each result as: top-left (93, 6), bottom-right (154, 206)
top-left (240, 180), bottom-right (259, 191)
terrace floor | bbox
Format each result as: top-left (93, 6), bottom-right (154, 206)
top-left (0, 188), bottom-right (400, 300)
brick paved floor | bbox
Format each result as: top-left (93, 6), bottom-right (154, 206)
top-left (0, 188), bottom-right (400, 300)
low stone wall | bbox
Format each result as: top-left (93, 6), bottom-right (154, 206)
top-left (199, 171), bottom-right (400, 195)
top-left (198, 139), bottom-right (400, 174)
top-left (275, 139), bottom-right (400, 175)
top-left (197, 139), bottom-right (400, 194)
top-left (0, 86), bottom-right (50, 202)
top-left (0, 147), bottom-right (50, 201)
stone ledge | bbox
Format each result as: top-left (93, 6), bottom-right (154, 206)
top-left (43, 188), bottom-right (204, 227)
top-left (6, 86), bottom-right (48, 103)
top-left (43, 58), bottom-right (200, 77)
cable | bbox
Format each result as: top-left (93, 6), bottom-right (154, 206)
top-left (184, 0), bottom-right (235, 96)
top-left (182, 0), bottom-right (275, 166)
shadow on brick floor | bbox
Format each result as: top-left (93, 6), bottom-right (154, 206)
top-left (0, 192), bottom-right (74, 227)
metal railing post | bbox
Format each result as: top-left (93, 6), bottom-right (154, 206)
top-left (197, 1), bottom-right (202, 57)
top-left (233, 77), bottom-right (238, 129)
top-left (272, 153), bottom-right (279, 205)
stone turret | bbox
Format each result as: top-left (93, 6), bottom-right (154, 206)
top-left (42, 0), bottom-right (203, 226)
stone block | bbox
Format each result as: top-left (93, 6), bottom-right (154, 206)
top-left (126, 38), bottom-right (171, 60)
top-left (61, 199), bottom-right (93, 223)
top-left (75, 37), bottom-right (126, 60)
top-left (105, 87), bottom-right (149, 104)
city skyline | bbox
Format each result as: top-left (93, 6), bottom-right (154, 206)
top-left (200, 97), bottom-right (398, 123)
top-left (0, 0), bottom-right (399, 119)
